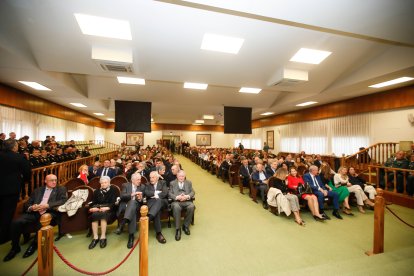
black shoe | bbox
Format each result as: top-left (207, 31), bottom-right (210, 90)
top-left (156, 233), bottom-right (166, 244)
top-left (332, 211), bottom-right (343, 220)
top-left (88, 239), bottom-right (99, 249)
top-left (3, 247), bottom-right (21, 262)
top-left (23, 243), bottom-right (37, 258)
top-left (182, 225), bottom-right (190, 235)
top-left (263, 201), bottom-right (268, 209)
top-left (127, 235), bottom-right (134, 249)
top-left (86, 229), bottom-right (92, 238)
top-left (100, 239), bottom-right (107, 248)
top-left (114, 226), bottom-right (123, 235)
top-left (175, 229), bottom-right (181, 241)
top-left (322, 212), bottom-right (331, 220)
top-left (313, 215), bottom-right (325, 222)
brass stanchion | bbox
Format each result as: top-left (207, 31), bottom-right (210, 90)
top-left (139, 205), bottom-right (149, 276)
top-left (38, 213), bottom-right (54, 275)
top-left (366, 188), bottom-right (385, 256)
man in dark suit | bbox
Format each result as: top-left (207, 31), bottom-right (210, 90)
top-left (114, 173), bottom-right (146, 248)
top-left (3, 174), bottom-right (67, 262)
top-left (239, 158), bottom-right (252, 188)
top-left (313, 154), bottom-right (323, 168)
top-left (169, 170), bottom-right (195, 241)
top-left (251, 163), bottom-right (271, 209)
top-left (144, 171), bottom-right (168, 244)
top-left (88, 161), bottom-right (101, 180)
top-left (303, 165), bottom-right (341, 220)
top-left (96, 159), bottom-right (116, 179)
top-left (0, 140), bottom-right (31, 245)
top-left (265, 160), bottom-right (278, 177)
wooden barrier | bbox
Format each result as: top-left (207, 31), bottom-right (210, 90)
top-left (38, 213), bottom-right (54, 275)
top-left (366, 188), bottom-right (385, 256)
top-left (368, 165), bottom-right (413, 194)
top-left (139, 205), bottom-right (149, 276)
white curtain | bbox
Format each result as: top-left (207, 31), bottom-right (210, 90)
top-left (0, 105), bottom-right (106, 142)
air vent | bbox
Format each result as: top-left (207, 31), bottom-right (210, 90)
top-left (99, 61), bottom-right (134, 73)
top-left (267, 68), bottom-right (308, 87)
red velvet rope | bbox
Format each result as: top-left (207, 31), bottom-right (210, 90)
top-left (386, 206), bottom-right (414, 228)
top-left (53, 238), bottom-right (140, 275)
top-left (21, 257), bottom-right (38, 276)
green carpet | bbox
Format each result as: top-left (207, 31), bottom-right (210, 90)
top-left (1, 156), bottom-right (414, 275)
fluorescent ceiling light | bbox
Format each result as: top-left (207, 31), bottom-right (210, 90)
top-left (18, 81), bottom-right (51, 91)
top-left (260, 112), bottom-right (274, 116)
top-left (93, 113), bottom-right (104, 116)
top-left (107, 118), bottom-right (115, 121)
top-left (203, 115), bottom-right (214, 120)
top-left (290, 48), bottom-right (331, 64)
top-left (239, 87), bottom-right (262, 94)
top-left (74, 13), bottom-right (132, 40)
top-left (151, 118), bottom-right (154, 122)
top-left (201, 33), bottom-right (244, 54)
top-left (195, 120), bottom-right (205, 124)
top-left (70, 103), bottom-right (87, 108)
top-left (296, 101), bottom-right (318, 107)
top-left (184, 82), bottom-right (208, 90)
top-left (369, 77), bottom-right (414, 88)
top-left (117, 77), bottom-right (145, 85)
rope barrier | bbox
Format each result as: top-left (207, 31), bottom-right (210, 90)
top-left (53, 238), bottom-right (140, 275)
top-left (385, 206), bottom-right (414, 228)
top-left (21, 257), bottom-right (38, 276)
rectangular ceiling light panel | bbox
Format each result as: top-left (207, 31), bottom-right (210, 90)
top-left (369, 77), bottom-right (414, 88)
top-left (184, 82), bottom-right (208, 90)
top-left (18, 81), bottom-right (51, 91)
top-left (290, 48), bottom-right (331, 64)
top-left (201, 33), bottom-right (244, 54)
top-left (74, 13), bottom-right (132, 40)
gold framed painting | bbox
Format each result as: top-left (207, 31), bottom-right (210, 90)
top-left (266, 130), bottom-right (274, 149)
top-left (196, 134), bottom-right (211, 146)
top-left (126, 133), bottom-right (144, 146)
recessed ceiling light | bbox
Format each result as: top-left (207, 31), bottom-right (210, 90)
top-left (296, 101), bottom-right (318, 107)
top-left (18, 81), bottom-right (51, 91)
top-left (74, 13), bottom-right (132, 40)
top-left (260, 112), bottom-right (274, 116)
top-left (201, 33), bottom-right (244, 54)
top-left (369, 77), bottom-right (414, 88)
top-left (192, 123), bottom-right (202, 126)
top-left (203, 115), bottom-right (214, 120)
top-left (107, 118), bottom-right (115, 121)
top-left (151, 118), bottom-right (154, 122)
top-left (184, 82), bottom-right (208, 90)
top-left (70, 103), bottom-right (87, 108)
top-left (117, 76), bottom-right (145, 85)
top-left (93, 113), bottom-right (104, 116)
top-left (195, 120), bottom-right (205, 124)
top-left (239, 87), bottom-right (262, 94)
top-left (290, 48), bottom-right (331, 64)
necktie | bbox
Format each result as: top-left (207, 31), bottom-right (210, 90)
top-left (40, 188), bottom-right (52, 215)
top-left (103, 168), bottom-right (108, 176)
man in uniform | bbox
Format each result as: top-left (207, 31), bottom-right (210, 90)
top-left (380, 151), bottom-right (409, 193)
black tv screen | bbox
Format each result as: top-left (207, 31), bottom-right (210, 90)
top-left (224, 106), bottom-right (252, 134)
top-left (115, 101), bottom-right (151, 132)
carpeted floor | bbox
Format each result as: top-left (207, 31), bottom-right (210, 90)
top-left (1, 155), bottom-right (413, 275)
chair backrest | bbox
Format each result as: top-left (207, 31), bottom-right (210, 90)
top-left (110, 175), bottom-right (128, 190)
top-left (71, 185), bottom-right (94, 202)
top-left (88, 176), bottom-right (101, 190)
top-left (141, 175), bottom-right (148, 184)
top-left (64, 178), bottom-right (85, 193)
top-left (110, 184), bottom-right (121, 197)
top-left (296, 165), bottom-right (308, 177)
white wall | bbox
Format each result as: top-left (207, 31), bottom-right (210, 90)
top-left (371, 108), bottom-right (414, 144)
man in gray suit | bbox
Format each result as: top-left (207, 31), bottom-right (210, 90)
top-left (114, 173), bottom-right (146, 248)
top-left (169, 170), bottom-right (195, 241)
top-left (145, 171), bottom-right (168, 244)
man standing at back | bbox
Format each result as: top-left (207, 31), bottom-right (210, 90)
top-left (169, 170), bottom-right (195, 241)
top-left (0, 140), bottom-right (31, 245)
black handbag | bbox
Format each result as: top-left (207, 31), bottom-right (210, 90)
top-left (297, 182), bottom-right (313, 195)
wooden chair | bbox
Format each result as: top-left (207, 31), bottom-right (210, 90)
top-left (228, 163), bottom-right (241, 188)
top-left (141, 176), bottom-right (148, 184)
top-left (110, 175), bottom-right (128, 190)
top-left (63, 178), bottom-right (85, 193)
top-left (88, 176), bottom-right (101, 190)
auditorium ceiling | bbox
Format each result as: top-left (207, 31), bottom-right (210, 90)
top-left (0, 0), bottom-right (414, 125)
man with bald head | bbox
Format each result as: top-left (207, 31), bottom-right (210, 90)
top-left (169, 170), bottom-right (195, 241)
top-left (4, 174), bottom-right (67, 261)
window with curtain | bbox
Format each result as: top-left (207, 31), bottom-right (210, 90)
top-left (234, 138), bottom-right (261, 149)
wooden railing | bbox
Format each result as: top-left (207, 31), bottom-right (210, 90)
top-left (28, 150), bottom-right (117, 197)
top-left (341, 142), bottom-right (398, 171)
top-left (368, 165), bottom-right (413, 194)
top-left (93, 140), bottom-right (119, 151)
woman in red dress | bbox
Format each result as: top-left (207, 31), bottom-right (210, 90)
top-left (287, 167), bottom-right (325, 221)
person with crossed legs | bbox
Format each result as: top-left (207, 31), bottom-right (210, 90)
top-left (169, 170), bottom-right (195, 241)
top-left (303, 165), bottom-right (342, 220)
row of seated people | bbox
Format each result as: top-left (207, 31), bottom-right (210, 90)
top-left (379, 150), bottom-right (414, 195)
top-left (3, 169), bottom-right (196, 262)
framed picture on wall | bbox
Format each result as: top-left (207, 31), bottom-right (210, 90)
top-left (126, 133), bottom-right (144, 146)
top-left (196, 134), bottom-right (211, 146)
top-left (266, 130), bottom-right (274, 149)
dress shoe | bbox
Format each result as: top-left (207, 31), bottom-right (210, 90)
top-left (88, 239), bottom-right (99, 249)
top-left (332, 211), bottom-right (343, 220)
top-left (182, 225), bottom-right (190, 235)
top-left (127, 234), bottom-right (134, 249)
top-left (100, 239), bottom-right (107, 248)
top-left (175, 229), bottom-right (181, 241)
top-left (313, 215), bottom-right (325, 222)
top-left (156, 233), bottom-right (166, 244)
top-left (114, 226), bottom-right (123, 235)
top-left (262, 201), bottom-right (268, 209)
top-left (322, 212), bottom-right (331, 220)
top-left (3, 247), bottom-right (21, 262)
top-left (23, 243), bottom-right (37, 258)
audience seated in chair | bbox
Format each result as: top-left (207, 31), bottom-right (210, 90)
top-left (348, 167), bottom-right (377, 200)
top-left (4, 174), bottom-right (67, 262)
top-left (96, 159), bottom-right (116, 179)
top-left (251, 163), bottom-right (271, 209)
